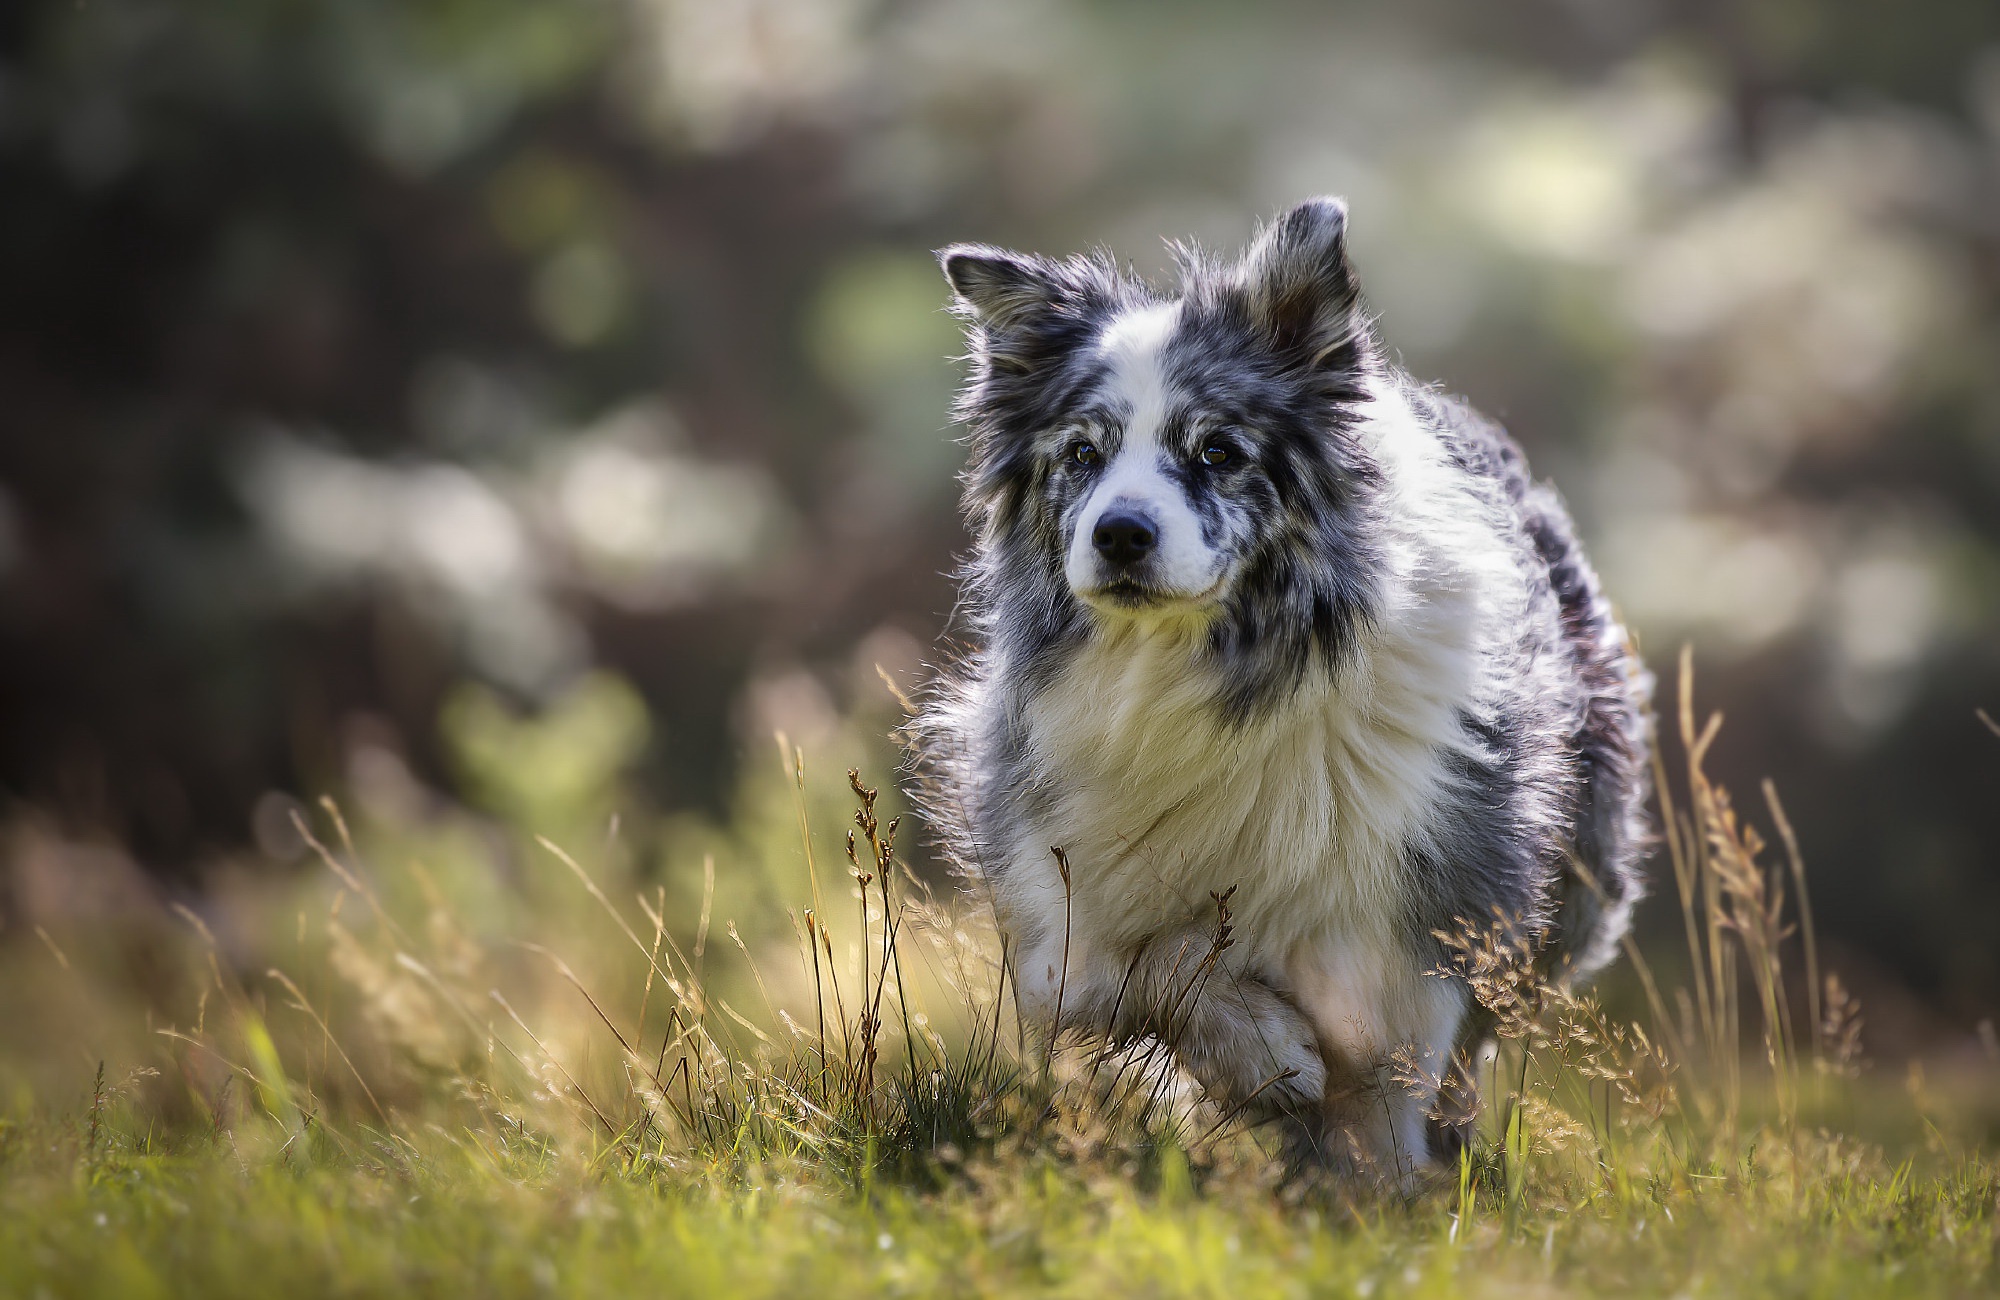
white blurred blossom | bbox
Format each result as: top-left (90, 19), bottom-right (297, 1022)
top-left (241, 431), bottom-right (573, 691)
top-left (544, 403), bottom-right (790, 608)
top-left (631, 0), bottom-right (869, 149)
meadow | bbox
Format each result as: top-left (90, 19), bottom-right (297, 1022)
top-left (3, 656), bottom-right (1995, 1298)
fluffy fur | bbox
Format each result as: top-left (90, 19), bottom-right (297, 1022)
top-left (915, 198), bottom-right (1651, 1181)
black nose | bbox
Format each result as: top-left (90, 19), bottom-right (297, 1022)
top-left (1091, 512), bottom-right (1157, 567)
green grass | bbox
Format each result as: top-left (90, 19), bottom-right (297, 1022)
top-left (3, 1100), bottom-right (1995, 1298)
top-left (3, 660), bottom-right (1996, 1297)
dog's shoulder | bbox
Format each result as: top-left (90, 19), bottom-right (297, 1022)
top-left (1403, 384), bottom-right (1533, 501)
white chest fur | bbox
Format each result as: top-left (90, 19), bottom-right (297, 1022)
top-left (998, 395), bottom-right (1517, 968)
top-left (1002, 583), bottom-right (1471, 974)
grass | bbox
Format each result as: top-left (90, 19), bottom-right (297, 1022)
top-left (3, 1115), bottom-right (1995, 1298)
top-left (1, 655), bottom-right (1995, 1298)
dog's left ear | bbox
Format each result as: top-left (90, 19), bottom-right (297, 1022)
top-left (1234, 197), bottom-right (1364, 370)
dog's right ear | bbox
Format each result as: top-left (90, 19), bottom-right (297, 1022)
top-left (938, 245), bottom-right (1061, 331)
top-left (1233, 197), bottom-right (1365, 372)
top-left (941, 244), bottom-right (1128, 386)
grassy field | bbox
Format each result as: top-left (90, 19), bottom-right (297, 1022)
top-left (3, 660), bottom-right (1996, 1298)
top-left (3, 1101), bottom-right (1995, 1298)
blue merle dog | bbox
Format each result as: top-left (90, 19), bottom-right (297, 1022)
top-left (915, 198), bottom-right (1651, 1181)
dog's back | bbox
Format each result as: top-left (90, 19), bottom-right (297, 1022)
top-left (1419, 388), bottom-right (1652, 979)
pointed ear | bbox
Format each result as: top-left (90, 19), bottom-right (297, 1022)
top-left (938, 244), bottom-right (1063, 331)
top-left (1233, 197), bottom-right (1364, 369)
top-left (944, 243), bottom-right (1072, 370)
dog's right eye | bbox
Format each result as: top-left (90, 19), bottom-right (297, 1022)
top-left (1069, 441), bottom-right (1100, 467)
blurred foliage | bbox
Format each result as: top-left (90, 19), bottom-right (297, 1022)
top-left (0, 0), bottom-right (1997, 1024)
top-left (442, 671), bottom-right (649, 833)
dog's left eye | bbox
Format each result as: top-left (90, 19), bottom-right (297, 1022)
top-left (1200, 445), bottom-right (1230, 466)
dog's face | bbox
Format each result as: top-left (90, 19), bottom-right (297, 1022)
top-left (942, 199), bottom-right (1384, 699)
top-left (1047, 300), bottom-right (1257, 615)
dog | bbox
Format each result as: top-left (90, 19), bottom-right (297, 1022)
top-left (914, 197), bottom-right (1650, 1181)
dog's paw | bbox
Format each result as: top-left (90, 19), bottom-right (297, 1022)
top-left (1255, 1023), bottom-right (1328, 1109)
top-left (1178, 975), bottom-right (1326, 1113)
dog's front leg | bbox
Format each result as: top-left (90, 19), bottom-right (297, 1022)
top-left (1030, 930), bottom-right (1326, 1118)
top-left (1135, 954), bottom-right (1328, 1118)
top-left (1286, 948), bottom-right (1471, 1187)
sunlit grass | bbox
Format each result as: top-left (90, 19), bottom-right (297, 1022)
top-left (1, 656), bottom-right (1995, 1297)
top-left (3, 1088), bottom-right (1993, 1298)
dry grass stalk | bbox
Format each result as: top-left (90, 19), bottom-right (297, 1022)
top-left (112, 650), bottom-right (1864, 1213)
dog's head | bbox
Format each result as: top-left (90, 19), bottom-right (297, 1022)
top-left (941, 198), bottom-right (1385, 699)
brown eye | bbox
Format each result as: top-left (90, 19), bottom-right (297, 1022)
top-left (1071, 441), bottom-right (1100, 467)
top-left (1201, 445), bottom-right (1230, 466)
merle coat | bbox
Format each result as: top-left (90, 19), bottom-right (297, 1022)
top-left (915, 198), bottom-right (1651, 1177)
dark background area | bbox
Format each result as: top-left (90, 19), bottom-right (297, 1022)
top-left (2, 0), bottom-right (1996, 1035)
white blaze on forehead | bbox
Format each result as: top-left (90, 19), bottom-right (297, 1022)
top-left (1066, 301), bottom-right (1226, 604)
top-left (1095, 302), bottom-right (1181, 451)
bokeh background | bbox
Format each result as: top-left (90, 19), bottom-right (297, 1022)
top-left (3, 0), bottom-right (1998, 1069)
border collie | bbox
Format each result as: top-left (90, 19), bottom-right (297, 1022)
top-left (915, 198), bottom-right (1650, 1181)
